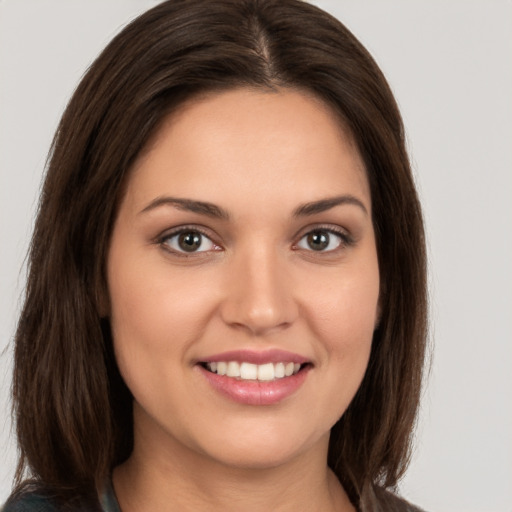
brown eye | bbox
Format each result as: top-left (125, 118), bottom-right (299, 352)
top-left (297, 229), bottom-right (345, 252)
top-left (178, 232), bottom-right (202, 252)
top-left (162, 230), bottom-right (216, 253)
top-left (306, 231), bottom-right (329, 251)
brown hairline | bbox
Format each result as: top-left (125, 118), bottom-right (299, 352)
top-left (11, 0), bottom-right (428, 508)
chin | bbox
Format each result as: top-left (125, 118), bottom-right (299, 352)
top-left (190, 421), bottom-right (330, 472)
top-left (202, 444), bottom-right (308, 471)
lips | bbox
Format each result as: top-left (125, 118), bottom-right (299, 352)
top-left (196, 349), bottom-right (311, 405)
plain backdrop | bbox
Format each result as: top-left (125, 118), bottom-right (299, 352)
top-left (1, 1), bottom-right (511, 511)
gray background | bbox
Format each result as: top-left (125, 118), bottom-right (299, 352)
top-left (1, 1), bottom-right (511, 511)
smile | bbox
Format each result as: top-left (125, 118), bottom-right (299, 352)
top-left (204, 361), bottom-right (302, 381)
top-left (197, 350), bottom-right (311, 405)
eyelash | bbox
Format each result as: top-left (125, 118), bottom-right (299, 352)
top-left (156, 224), bottom-right (354, 257)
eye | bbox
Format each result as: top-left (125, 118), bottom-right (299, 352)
top-left (161, 229), bottom-right (218, 254)
top-left (296, 229), bottom-right (346, 252)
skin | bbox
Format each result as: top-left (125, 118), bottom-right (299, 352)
top-left (108, 88), bottom-right (380, 512)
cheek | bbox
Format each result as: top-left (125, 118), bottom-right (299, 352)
top-left (107, 263), bottom-right (224, 437)
top-left (288, 274), bottom-right (378, 438)
top-left (300, 257), bottom-right (379, 408)
top-left (110, 252), bottom-right (216, 331)
top-left (107, 259), bottom-right (221, 384)
top-left (306, 267), bottom-right (380, 345)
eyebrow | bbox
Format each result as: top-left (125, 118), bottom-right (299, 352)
top-left (293, 195), bottom-right (368, 217)
top-left (139, 194), bottom-right (368, 219)
top-left (139, 196), bottom-right (230, 220)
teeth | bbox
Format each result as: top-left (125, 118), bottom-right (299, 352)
top-left (217, 361), bottom-right (227, 376)
top-left (258, 363), bottom-right (274, 381)
top-left (205, 361), bottom-right (303, 380)
top-left (240, 362), bottom-right (258, 380)
top-left (226, 361), bottom-right (240, 377)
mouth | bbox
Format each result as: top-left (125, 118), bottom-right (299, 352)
top-left (196, 350), bottom-right (312, 405)
top-left (200, 361), bottom-right (307, 381)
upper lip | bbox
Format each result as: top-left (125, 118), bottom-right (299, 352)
top-left (198, 349), bottom-right (311, 365)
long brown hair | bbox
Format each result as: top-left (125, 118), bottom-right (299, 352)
top-left (11, 0), bottom-right (427, 508)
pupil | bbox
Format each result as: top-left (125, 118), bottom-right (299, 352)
top-left (307, 231), bottom-right (329, 251)
top-left (178, 232), bottom-right (201, 252)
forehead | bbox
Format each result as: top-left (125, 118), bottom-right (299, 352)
top-left (124, 87), bottom-right (370, 216)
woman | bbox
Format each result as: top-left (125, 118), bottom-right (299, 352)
top-left (4, 0), bottom-right (427, 511)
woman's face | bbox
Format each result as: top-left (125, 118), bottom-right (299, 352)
top-left (107, 88), bottom-right (380, 470)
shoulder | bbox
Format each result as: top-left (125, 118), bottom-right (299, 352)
top-left (362, 486), bottom-right (427, 512)
top-left (2, 492), bottom-right (59, 512)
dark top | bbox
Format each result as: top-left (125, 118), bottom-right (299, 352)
top-left (1, 481), bottom-right (120, 512)
top-left (2, 482), bottom-right (425, 512)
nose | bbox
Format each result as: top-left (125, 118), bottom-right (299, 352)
top-left (220, 244), bottom-right (298, 336)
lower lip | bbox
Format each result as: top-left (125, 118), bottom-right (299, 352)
top-left (198, 365), bottom-right (310, 405)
